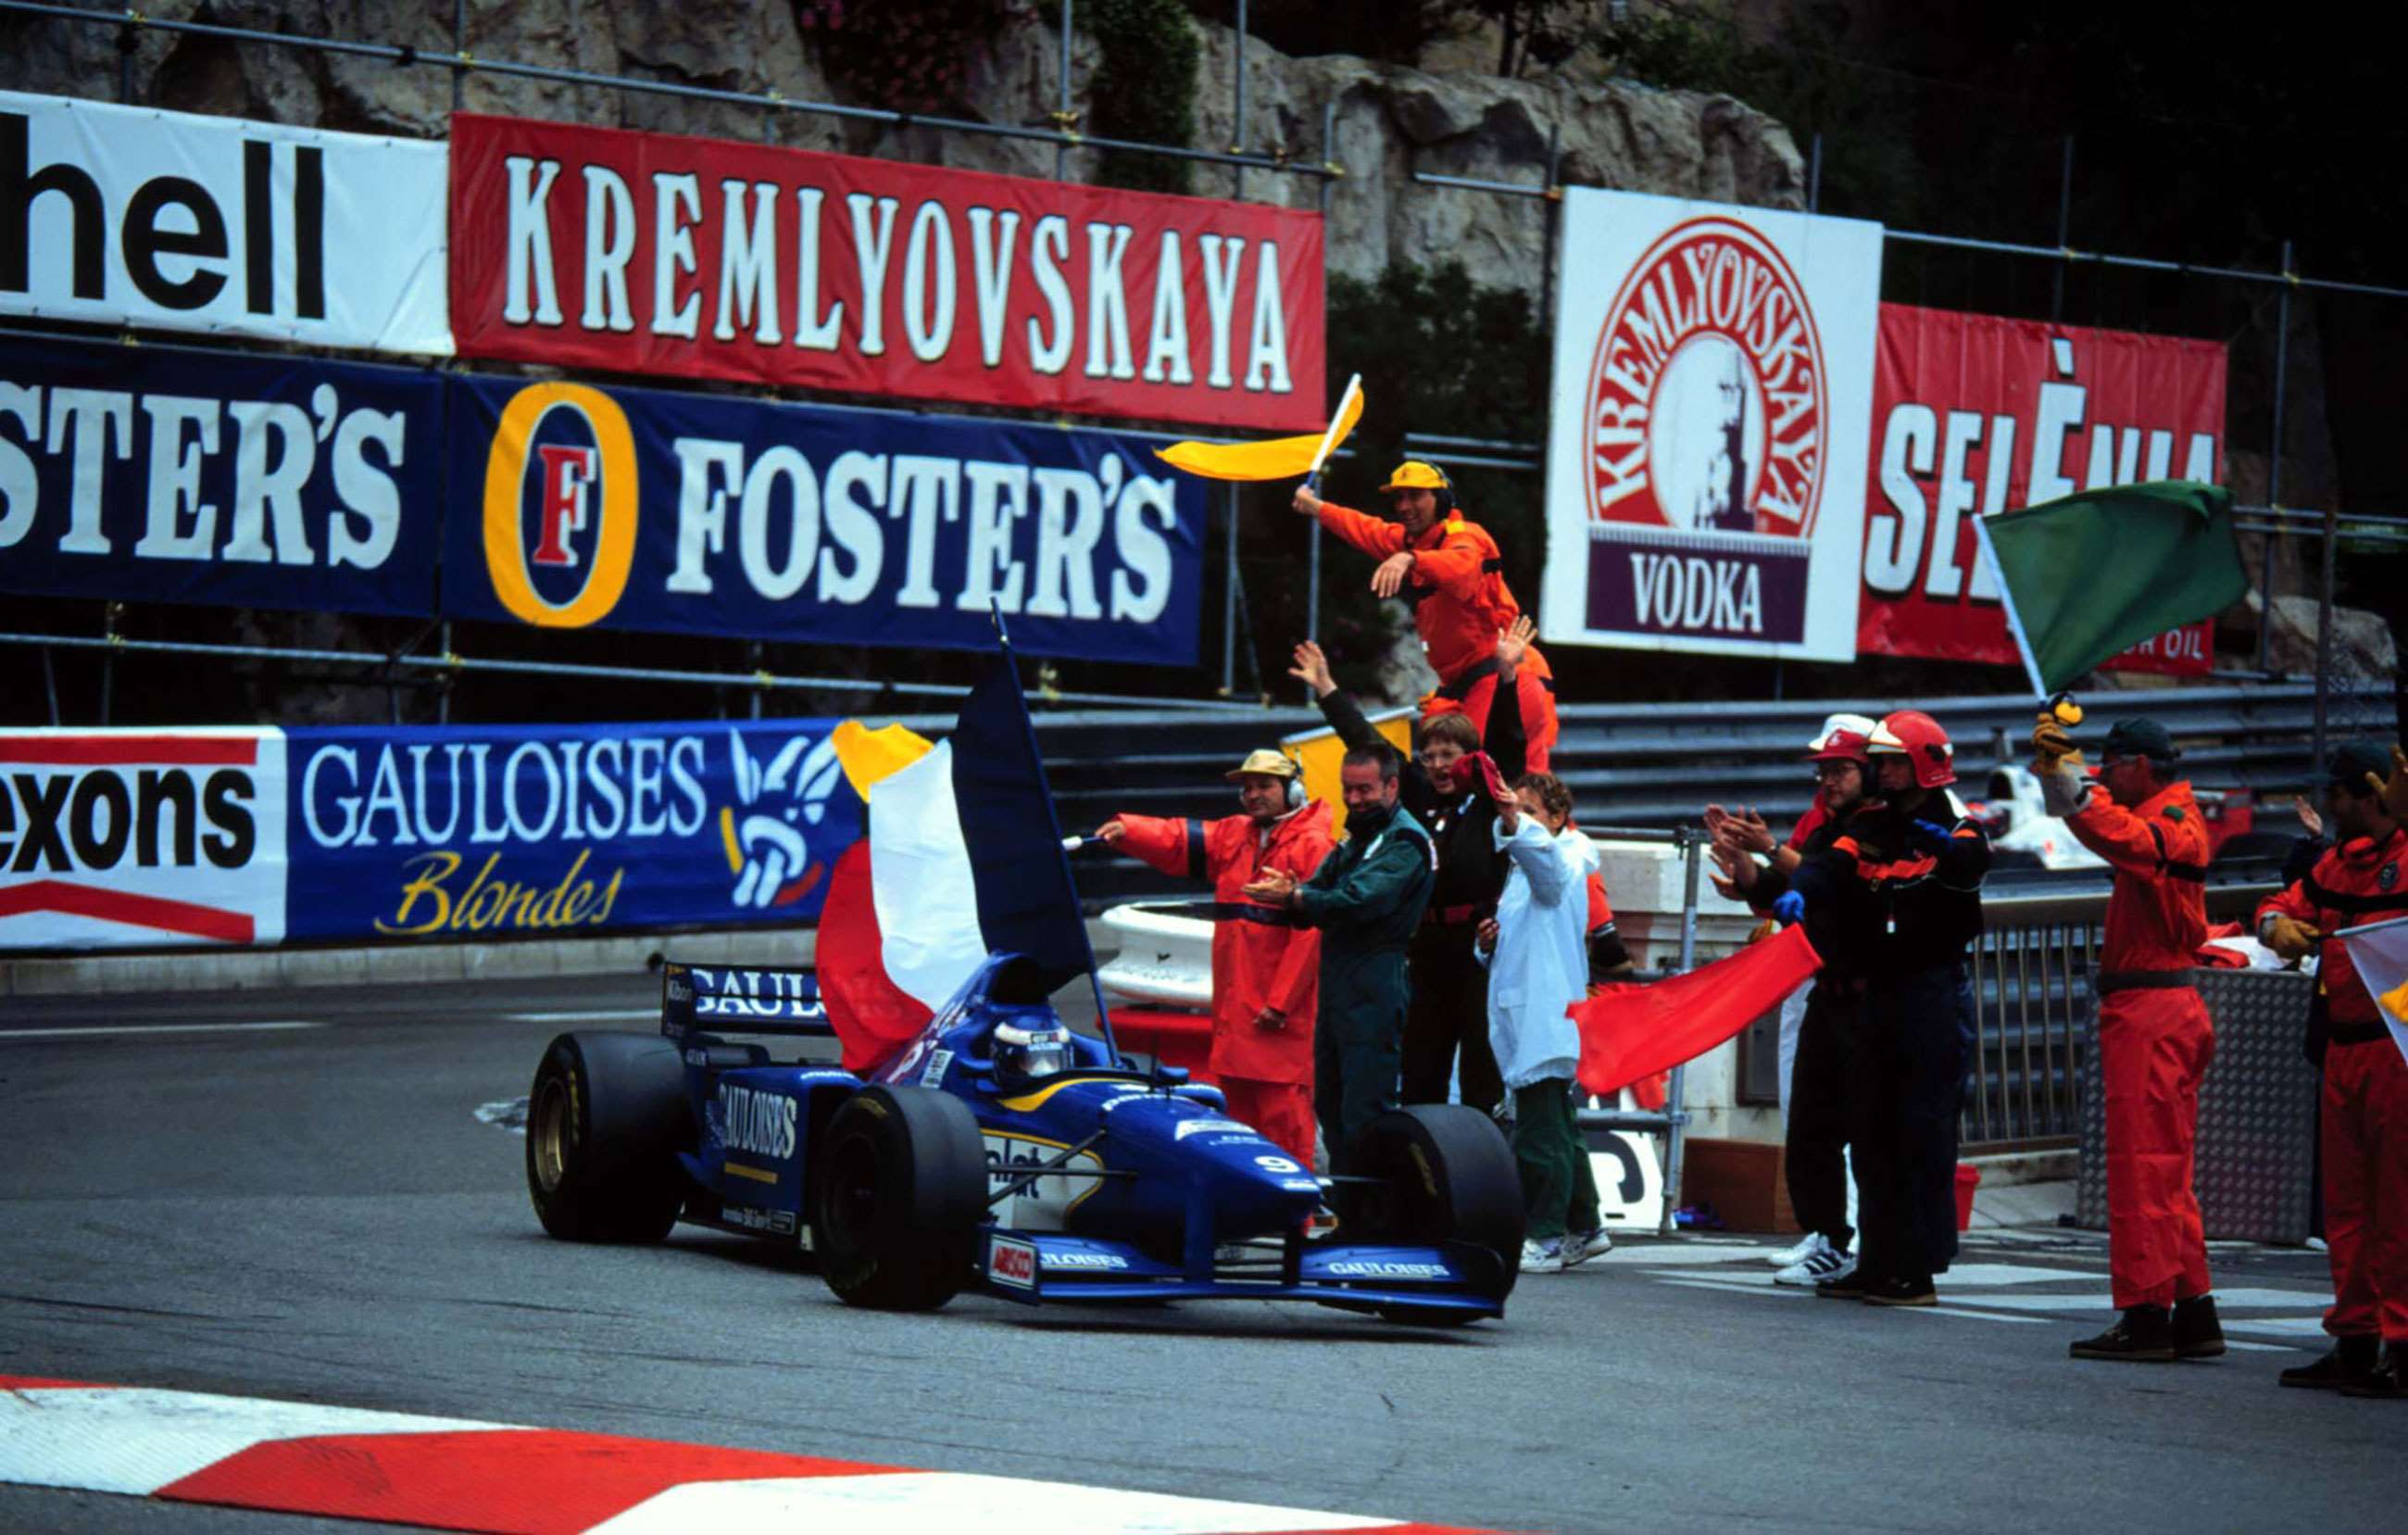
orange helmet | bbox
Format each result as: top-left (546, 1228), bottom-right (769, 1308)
top-left (1868, 710), bottom-right (1956, 788)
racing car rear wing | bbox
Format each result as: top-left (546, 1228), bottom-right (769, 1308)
top-left (659, 960), bottom-right (834, 1039)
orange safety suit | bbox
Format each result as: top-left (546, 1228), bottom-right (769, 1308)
top-left (2063, 778), bottom-right (2215, 1311)
top-left (1109, 803), bottom-right (1336, 1163)
top-left (1313, 500), bottom-right (1559, 771)
top-left (2257, 825), bottom-right (2408, 1345)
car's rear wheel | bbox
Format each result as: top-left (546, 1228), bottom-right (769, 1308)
top-left (810, 1086), bottom-right (988, 1310)
top-left (1336, 1103), bottom-right (1525, 1326)
top-left (526, 1032), bottom-right (691, 1243)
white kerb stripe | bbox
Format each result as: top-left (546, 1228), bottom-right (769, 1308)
top-left (585, 1471), bottom-right (1402, 1535)
top-left (869, 738), bottom-right (987, 1012)
top-left (0, 1387), bottom-right (517, 1496)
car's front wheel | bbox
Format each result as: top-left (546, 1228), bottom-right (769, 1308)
top-left (1336, 1103), bottom-right (1526, 1326)
top-left (526, 1032), bottom-right (692, 1243)
top-left (809, 1086), bottom-right (988, 1310)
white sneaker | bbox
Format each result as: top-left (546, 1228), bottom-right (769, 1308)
top-left (1519, 1238), bottom-right (1566, 1274)
top-left (1562, 1227), bottom-right (1613, 1266)
top-left (1768, 1231), bottom-right (1829, 1269)
top-left (1775, 1244), bottom-right (1857, 1288)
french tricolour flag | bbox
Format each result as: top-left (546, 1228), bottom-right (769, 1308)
top-left (818, 655), bottom-right (1097, 1070)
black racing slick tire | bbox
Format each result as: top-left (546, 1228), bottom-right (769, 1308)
top-left (526, 1032), bottom-right (692, 1243)
top-left (810, 1086), bottom-right (988, 1311)
top-left (1336, 1103), bottom-right (1526, 1325)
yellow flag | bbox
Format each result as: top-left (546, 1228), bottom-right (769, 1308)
top-left (1154, 382), bottom-right (1365, 483)
top-left (830, 720), bottom-right (934, 802)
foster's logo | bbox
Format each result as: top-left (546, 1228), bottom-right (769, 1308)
top-left (482, 383), bottom-right (638, 628)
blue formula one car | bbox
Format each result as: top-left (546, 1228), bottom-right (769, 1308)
top-left (525, 952), bottom-right (1526, 1323)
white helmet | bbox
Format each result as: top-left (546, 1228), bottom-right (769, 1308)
top-left (1809, 712), bottom-right (1880, 753)
top-left (993, 1022), bottom-right (1072, 1083)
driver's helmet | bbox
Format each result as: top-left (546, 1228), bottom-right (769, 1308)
top-left (993, 1021), bottom-right (1073, 1084)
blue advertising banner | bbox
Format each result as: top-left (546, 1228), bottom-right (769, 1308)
top-left (283, 717), bottom-right (861, 942)
top-left (0, 334), bottom-right (442, 615)
top-left (441, 372), bottom-right (1203, 665)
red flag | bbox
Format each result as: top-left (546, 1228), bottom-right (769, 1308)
top-left (1574, 925), bottom-right (1822, 1099)
top-left (815, 842), bottom-right (934, 1073)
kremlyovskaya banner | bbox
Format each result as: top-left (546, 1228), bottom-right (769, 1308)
top-left (1539, 189), bottom-right (1883, 661)
top-left (0, 91), bottom-right (451, 355)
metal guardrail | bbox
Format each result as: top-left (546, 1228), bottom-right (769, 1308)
top-left (1963, 884), bottom-right (2277, 1151)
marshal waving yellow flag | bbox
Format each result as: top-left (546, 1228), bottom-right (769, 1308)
top-left (1156, 373), bottom-right (1362, 483)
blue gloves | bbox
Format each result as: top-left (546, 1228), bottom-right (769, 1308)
top-left (1771, 890), bottom-right (1805, 926)
top-left (1908, 819), bottom-right (1953, 852)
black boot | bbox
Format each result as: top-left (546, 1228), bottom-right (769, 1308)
top-left (2277, 1335), bottom-right (2379, 1390)
top-left (2070, 1305), bottom-right (2176, 1362)
top-left (1862, 1273), bottom-right (1938, 1307)
top-left (2339, 1343), bottom-right (2408, 1399)
top-left (2173, 1294), bottom-right (2226, 1360)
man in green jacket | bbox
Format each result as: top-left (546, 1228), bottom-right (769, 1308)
top-left (1244, 743), bottom-right (1436, 1167)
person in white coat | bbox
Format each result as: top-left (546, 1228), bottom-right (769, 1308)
top-left (1479, 770), bottom-right (1612, 1274)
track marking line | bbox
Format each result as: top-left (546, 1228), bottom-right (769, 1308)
top-left (0, 1022), bottom-right (324, 1041)
top-left (0, 1380), bottom-right (1487, 1535)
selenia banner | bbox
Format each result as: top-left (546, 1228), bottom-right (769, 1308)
top-left (442, 371), bottom-right (1203, 666)
top-left (447, 113), bottom-right (1323, 432)
top-left (1859, 306), bottom-right (2228, 673)
top-left (0, 90), bottom-right (451, 354)
top-left (0, 333), bottom-right (444, 616)
top-left (0, 728), bottom-right (286, 950)
top-left (1540, 189), bottom-right (1883, 661)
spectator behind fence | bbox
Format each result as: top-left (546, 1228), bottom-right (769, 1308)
top-left (1478, 770), bottom-right (1612, 1275)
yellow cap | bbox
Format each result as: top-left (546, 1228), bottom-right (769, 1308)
top-left (1379, 460), bottom-right (1449, 494)
top-left (1224, 748), bottom-right (1299, 781)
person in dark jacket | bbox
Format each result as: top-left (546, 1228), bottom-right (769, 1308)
top-left (1243, 744), bottom-right (1436, 1165)
top-left (1756, 710), bottom-right (1989, 1308)
top-left (1288, 619), bottom-right (1532, 1117)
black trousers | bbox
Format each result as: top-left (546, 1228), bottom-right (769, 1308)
top-left (1849, 965), bottom-right (1965, 1285)
top-left (1787, 983), bottom-right (1855, 1248)
top-left (1401, 926), bottom-right (1502, 1116)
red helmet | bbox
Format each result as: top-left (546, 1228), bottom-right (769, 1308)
top-left (1807, 729), bottom-right (1871, 764)
top-left (1868, 710), bottom-right (1956, 788)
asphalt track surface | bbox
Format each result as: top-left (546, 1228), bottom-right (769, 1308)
top-left (3, 973), bottom-right (2403, 1535)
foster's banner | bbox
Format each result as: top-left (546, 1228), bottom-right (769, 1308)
top-left (0, 728), bottom-right (286, 950)
top-left (286, 719), bottom-right (861, 944)
top-left (446, 113), bottom-right (1323, 432)
top-left (0, 333), bottom-right (443, 616)
top-left (1540, 189), bottom-right (1882, 661)
top-left (0, 90), bottom-right (451, 354)
top-left (443, 372), bottom-right (1203, 665)
top-left (1859, 306), bottom-right (2227, 673)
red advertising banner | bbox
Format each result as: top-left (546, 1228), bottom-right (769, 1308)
top-left (446, 114), bottom-right (1323, 432)
top-left (1858, 305), bottom-right (2227, 673)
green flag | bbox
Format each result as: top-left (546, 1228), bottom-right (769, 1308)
top-left (1972, 481), bottom-right (2249, 697)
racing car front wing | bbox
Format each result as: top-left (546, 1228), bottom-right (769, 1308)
top-left (975, 1229), bottom-right (1508, 1317)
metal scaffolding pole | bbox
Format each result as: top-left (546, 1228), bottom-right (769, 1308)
top-left (2260, 239), bottom-right (2295, 676)
top-left (1055, 0), bottom-right (1074, 181)
top-left (1230, 0), bottom-right (1247, 201)
top-left (1222, 482), bottom-right (1240, 695)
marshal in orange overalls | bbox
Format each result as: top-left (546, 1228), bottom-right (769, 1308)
top-left (2063, 778), bottom-right (2215, 1311)
top-left (1107, 804), bottom-right (1336, 1163)
top-left (1313, 498), bottom-right (1559, 771)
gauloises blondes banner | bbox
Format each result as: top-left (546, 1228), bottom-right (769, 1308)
top-left (1859, 306), bottom-right (2228, 673)
top-left (446, 114), bottom-right (1324, 433)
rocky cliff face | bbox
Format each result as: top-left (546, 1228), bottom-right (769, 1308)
top-left (4, 0), bottom-right (1805, 307)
